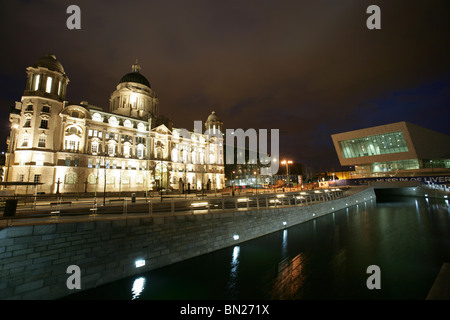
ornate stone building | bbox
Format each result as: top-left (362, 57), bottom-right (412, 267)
top-left (5, 54), bottom-right (224, 194)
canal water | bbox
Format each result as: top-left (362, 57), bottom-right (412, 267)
top-left (66, 194), bottom-right (450, 300)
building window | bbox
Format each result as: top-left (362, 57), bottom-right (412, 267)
top-left (45, 77), bottom-right (53, 93)
top-left (88, 173), bottom-right (97, 184)
top-left (65, 172), bottom-right (77, 185)
top-left (92, 113), bottom-right (102, 122)
top-left (372, 159), bottom-right (420, 173)
top-left (124, 143), bottom-right (131, 158)
top-left (23, 118), bottom-right (31, 128)
top-left (124, 120), bottom-right (132, 128)
top-left (58, 80), bottom-right (63, 96)
top-left (34, 174), bottom-right (41, 183)
top-left (26, 105), bottom-right (33, 111)
top-left (109, 116), bottom-right (118, 126)
top-left (39, 119), bottom-right (48, 129)
top-left (88, 159), bottom-right (93, 168)
top-left (91, 142), bottom-right (98, 154)
top-left (18, 174), bottom-right (25, 182)
top-left (106, 175), bottom-right (115, 185)
top-left (42, 106), bottom-right (50, 113)
top-left (34, 75), bottom-right (40, 91)
top-left (339, 131), bottom-right (408, 159)
top-left (108, 144), bottom-right (115, 156)
top-left (137, 145), bottom-right (144, 158)
top-left (36, 155), bottom-right (44, 166)
top-left (65, 140), bottom-right (79, 151)
top-left (22, 136), bottom-right (29, 147)
top-left (121, 176), bottom-right (130, 185)
top-left (38, 136), bottom-right (46, 148)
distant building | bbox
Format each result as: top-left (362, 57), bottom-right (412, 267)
top-left (331, 121), bottom-right (450, 178)
top-left (4, 54), bottom-right (224, 194)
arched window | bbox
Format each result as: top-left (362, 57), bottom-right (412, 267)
top-left (107, 141), bottom-right (116, 156)
top-left (91, 141), bottom-right (99, 154)
top-left (109, 116), bottom-right (118, 126)
top-left (33, 74), bottom-right (40, 91)
top-left (88, 173), bottom-right (97, 185)
top-left (45, 77), bottom-right (53, 93)
top-left (137, 144), bottom-right (145, 159)
top-left (124, 120), bottom-right (132, 128)
top-left (137, 122), bottom-right (145, 131)
top-left (64, 126), bottom-right (82, 152)
top-left (92, 113), bottom-right (102, 122)
top-left (123, 142), bottom-right (131, 158)
top-left (65, 172), bottom-right (77, 185)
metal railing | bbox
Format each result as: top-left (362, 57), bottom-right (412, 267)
top-left (0, 187), bottom-right (365, 228)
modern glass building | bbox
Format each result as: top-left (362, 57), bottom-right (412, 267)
top-left (331, 121), bottom-right (450, 178)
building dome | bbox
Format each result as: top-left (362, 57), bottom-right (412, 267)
top-left (119, 61), bottom-right (151, 88)
top-left (205, 111), bottom-right (223, 133)
top-left (207, 111), bottom-right (220, 122)
top-left (32, 54), bottom-right (65, 73)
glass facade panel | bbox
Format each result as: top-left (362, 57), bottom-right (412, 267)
top-left (372, 159), bottom-right (419, 173)
top-left (339, 131), bottom-right (408, 159)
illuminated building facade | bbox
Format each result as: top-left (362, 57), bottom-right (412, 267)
top-left (331, 121), bottom-right (450, 178)
top-left (5, 54), bottom-right (224, 194)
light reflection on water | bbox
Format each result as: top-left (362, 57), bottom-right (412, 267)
top-left (66, 195), bottom-right (450, 300)
top-left (227, 246), bottom-right (240, 298)
top-left (131, 277), bottom-right (146, 300)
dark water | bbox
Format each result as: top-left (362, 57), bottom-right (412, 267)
top-left (66, 195), bottom-right (450, 300)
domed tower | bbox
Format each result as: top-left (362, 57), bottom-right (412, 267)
top-left (205, 111), bottom-right (223, 134)
top-left (109, 60), bottom-right (159, 119)
top-left (6, 54), bottom-right (69, 188)
top-left (23, 54), bottom-right (69, 101)
top-left (15, 54), bottom-right (68, 151)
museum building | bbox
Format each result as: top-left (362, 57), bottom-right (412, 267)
top-left (331, 121), bottom-right (450, 178)
top-left (4, 54), bottom-right (225, 194)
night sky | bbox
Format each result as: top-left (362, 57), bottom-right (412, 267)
top-left (0, 0), bottom-right (449, 173)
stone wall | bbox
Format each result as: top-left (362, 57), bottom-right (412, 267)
top-left (0, 188), bottom-right (376, 300)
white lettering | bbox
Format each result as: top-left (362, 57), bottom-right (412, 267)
top-left (66, 265), bottom-right (81, 289)
top-left (366, 265), bottom-right (381, 289)
top-left (366, 5), bottom-right (381, 29)
top-left (66, 5), bottom-right (81, 30)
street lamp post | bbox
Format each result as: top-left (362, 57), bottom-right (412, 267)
top-left (281, 160), bottom-right (293, 190)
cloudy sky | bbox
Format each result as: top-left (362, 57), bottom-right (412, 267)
top-left (0, 0), bottom-right (449, 172)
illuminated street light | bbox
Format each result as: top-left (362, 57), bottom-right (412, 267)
top-left (281, 160), bottom-right (293, 188)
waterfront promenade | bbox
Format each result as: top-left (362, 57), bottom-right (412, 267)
top-left (0, 187), bottom-right (351, 229)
